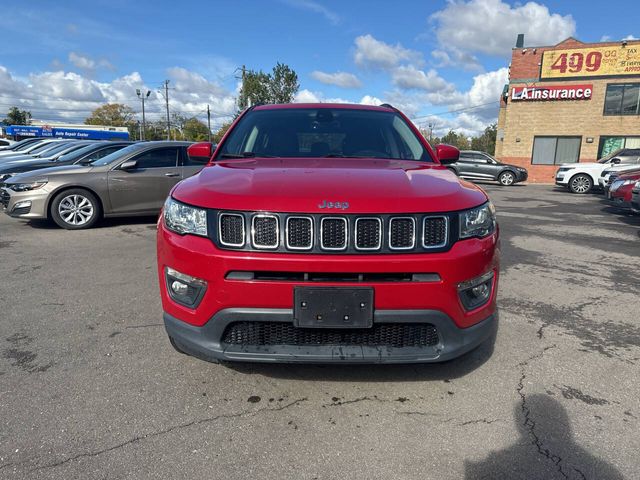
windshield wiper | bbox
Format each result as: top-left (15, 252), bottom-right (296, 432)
top-left (324, 154), bottom-right (369, 158)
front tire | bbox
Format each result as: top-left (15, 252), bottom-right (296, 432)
top-left (498, 171), bottom-right (516, 186)
top-left (50, 189), bottom-right (101, 229)
top-left (568, 174), bottom-right (593, 194)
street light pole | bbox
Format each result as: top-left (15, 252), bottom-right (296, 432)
top-left (136, 89), bottom-right (151, 140)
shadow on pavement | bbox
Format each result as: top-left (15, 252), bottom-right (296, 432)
top-left (224, 318), bottom-right (498, 382)
top-left (464, 394), bottom-right (623, 479)
top-left (25, 216), bottom-right (158, 230)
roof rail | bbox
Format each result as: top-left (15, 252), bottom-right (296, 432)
top-left (379, 103), bottom-right (396, 110)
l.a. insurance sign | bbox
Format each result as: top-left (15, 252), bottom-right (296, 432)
top-left (541, 45), bottom-right (640, 79)
top-left (511, 84), bottom-right (593, 101)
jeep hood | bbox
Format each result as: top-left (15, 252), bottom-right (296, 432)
top-left (172, 158), bottom-right (488, 214)
top-left (559, 162), bottom-right (604, 169)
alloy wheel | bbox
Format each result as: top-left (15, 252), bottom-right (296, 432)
top-left (57, 194), bottom-right (95, 226)
top-left (570, 175), bottom-right (591, 194)
top-left (499, 172), bottom-right (515, 186)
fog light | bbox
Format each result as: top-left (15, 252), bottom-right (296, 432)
top-left (13, 200), bottom-right (32, 209)
top-left (165, 267), bottom-right (207, 308)
top-left (458, 271), bottom-right (494, 311)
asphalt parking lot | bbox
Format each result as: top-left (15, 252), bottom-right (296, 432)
top-left (0, 184), bottom-right (638, 479)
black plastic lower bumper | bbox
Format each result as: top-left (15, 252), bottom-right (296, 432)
top-left (164, 308), bottom-right (497, 364)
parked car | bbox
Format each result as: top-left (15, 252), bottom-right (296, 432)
top-left (0, 139), bottom-right (72, 162)
top-left (0, 138), bottom-right (62, 158)
top-left (630, 180), bottom-right (640, 213)
top-left (0, 140), bottom-right (94, 165)
top-left (0, 139), bottom-right (15, 148)
top-left (598, 164), bottom-right (640, 193)
top-left (448, 150), bottom-right (527, 186)
top-left (0, 141), bottom-right (132, 184)
top-left (0, 141), bottom-right (204, 229)
top-left (555, 148), bottom-right (640, 194)
top-left (158, 103), bottom-right (499, 364)
top-left (0, 137), bottom-right (42, 152)
top-left (608, 170), bottom-right (640, 210)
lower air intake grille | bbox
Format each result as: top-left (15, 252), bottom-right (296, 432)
top-left (423, 217), bottom-right (447, 248)
top-left (321, 218), bottom-right (347, 250)
top-left (222, 322), bottom-right (439, 348)
top-left (219, 214), bottom-right (244, 246)
top-left (252, 215), bottom-right (278, 248)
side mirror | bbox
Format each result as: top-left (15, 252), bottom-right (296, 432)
top-left (435, 144), bottom-right (460, 165)
top-left (611, 157), bottom-right (621, 164)
top-left (120, 159), bottom-right (138, 170)
top-left (187, 142), bottom-right (214, 162)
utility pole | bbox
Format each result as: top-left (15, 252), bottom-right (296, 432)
top-left (164, 80), bottom-right (171, 140)
top-left (136, 88), bottom-right (151, 140)
top-left (207, 105), bottom-right (211, 142)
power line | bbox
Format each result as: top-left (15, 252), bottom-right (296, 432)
top-left (411, 100), bottom-right (500, 121)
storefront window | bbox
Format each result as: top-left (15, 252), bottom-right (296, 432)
top-left (532, 136), bottom-right (581, 165)
top-left (604, 84), bottom-right (640, 115)
top-left (598, 136), bottom-right (640, 158)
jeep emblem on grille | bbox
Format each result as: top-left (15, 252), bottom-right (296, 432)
top-left (318, 200), bottom-right (349, 210)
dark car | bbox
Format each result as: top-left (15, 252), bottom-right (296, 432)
top-left (448, 150), bottom-right (528, 186)
top-left (0, 142), bottom-right (132, 184)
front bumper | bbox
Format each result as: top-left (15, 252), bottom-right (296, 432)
top-left (1, 187), bottom-right (49, 219)
top-left (515, 170), bottom-right (528, 182)
top-left (164, 308), bottom-right (497, 364)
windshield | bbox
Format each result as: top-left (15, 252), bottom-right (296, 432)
top-left (56, 143), bottom-right (103, 162)
top-left (29, 141), bottom-right (66, 155)
top-left (598, 149), bottom-right (623, 163)
top-left (37, 142), bottom-right (83, 157)
top-left (90, 142), bottom-right (147, 166)
top-left (216, 108), bottom-right (432, 162)
top-left (11, 138), bottom-right (40, 151)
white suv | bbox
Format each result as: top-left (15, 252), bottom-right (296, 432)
top-left (555, 148), bottom-right (640, 194)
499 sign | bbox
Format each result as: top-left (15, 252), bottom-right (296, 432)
top-left (541, 45), bottom-right (640, 79)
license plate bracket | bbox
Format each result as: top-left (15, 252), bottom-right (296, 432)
top-left (293, 287), bottom-right (374, 329)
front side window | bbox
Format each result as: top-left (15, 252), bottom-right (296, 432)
top-left (215, 108), bottom-right (432, 162)
top-left (133, 148), bottom-right (179, 169)
top-left (532, 136), bottom-right (581, 165)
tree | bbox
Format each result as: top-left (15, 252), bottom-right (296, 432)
top-left (1, 107), bottom-right (32, 126)
top-left (85, 103), bottom-right (136, 127)
top-left (470, 123), bottom-right (497, 155)
top-left (440, 130), bottom-right (470, 150)
top-left (212, 121), bottom-right (233, 144)
top-left (238, 63), bottom-right (299, 110)
top-left (182, 118), bottom-right (210, 141)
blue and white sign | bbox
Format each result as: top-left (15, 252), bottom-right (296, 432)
top-left (5, 125), bottom-right (129, 140)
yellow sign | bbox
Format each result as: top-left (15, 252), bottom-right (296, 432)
top-left (541, 45), bottom-right (640, 79)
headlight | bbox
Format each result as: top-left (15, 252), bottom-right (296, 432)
top-left (517, 167), bottom-right (527, 172)
top-left (459, 202), bottom-right (496, 239)
top-left (163, 197), bottom-right (207, 236)
top-left (8, 180), bottom-right (47, 192)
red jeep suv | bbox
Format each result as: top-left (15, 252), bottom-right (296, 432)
top-left (157, 103), bottom-right (499, 363)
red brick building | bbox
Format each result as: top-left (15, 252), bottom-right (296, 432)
top-left (495, 36), bottom-right (640, 183)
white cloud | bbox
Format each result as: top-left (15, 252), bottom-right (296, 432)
top-left (68, 52), bottom-right (114, 73)
top-left (431, 49), bottom-right (483, 72)
top-left (623, 34), bottom-right (638, 41)
top-left (310, 71), bottom-right (362, 89)
top-left (354, 34), bottom-right (423, 70)
top-left (279, 0), bottom-right (340, 25)
top-left (391, 65), bottom-right (455, 93)
top-left (0, 64), bottom-right (237, 124)
top-left (430, 0), bottom-right (576, 57)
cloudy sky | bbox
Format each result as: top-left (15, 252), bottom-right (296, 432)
top-left (0, 0), bottom-right (637, 136)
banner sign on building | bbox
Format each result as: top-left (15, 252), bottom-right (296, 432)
top-left (541, 45), bottom-right (640, 79)
top-left (5, 125), bottom-right (129, 140)
top-left (511, 84), bottom-right (593, 101)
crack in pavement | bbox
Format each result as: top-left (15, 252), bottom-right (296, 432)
top-left (516, 345), bottom-right (573, 479)
top-left (12, 398), bottom-right (308, 474)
